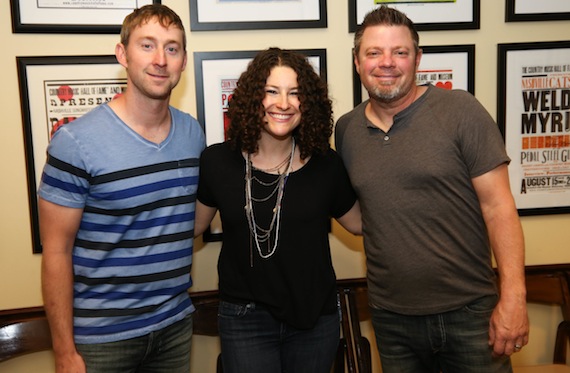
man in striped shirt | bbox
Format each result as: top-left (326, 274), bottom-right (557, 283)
top-left (38, 4), bottom-right (205, 373)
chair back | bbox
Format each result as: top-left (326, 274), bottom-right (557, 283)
top-left (524, 270), bottom-right (570, 321)
top-left (0, 307), bottom-right (51, 362)
top-left (518, 268), bottom-right (570, 366)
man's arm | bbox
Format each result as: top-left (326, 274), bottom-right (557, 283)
top-left (471, 163), bottom-right (529, 357)
top-left (39, 198), bottom-right (86, 373)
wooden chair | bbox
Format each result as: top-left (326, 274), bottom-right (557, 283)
top-left (512, 266), bottom-right (570, 372)
top-left (0, 307), bottom-right (51, 363)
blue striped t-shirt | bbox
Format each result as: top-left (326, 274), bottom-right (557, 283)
top-left (38, 103), bottom-right (205, 344)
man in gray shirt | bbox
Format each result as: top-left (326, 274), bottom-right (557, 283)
top-left (335, 5), bottom-right (528, 373)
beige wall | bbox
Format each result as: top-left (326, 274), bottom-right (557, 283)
top-left (1, 0), bottom-right (568, 371)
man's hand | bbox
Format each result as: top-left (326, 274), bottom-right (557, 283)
top-left (54, 350), bottom-right (86, 373)
top-left (488, 296), bottom-right (529, 356)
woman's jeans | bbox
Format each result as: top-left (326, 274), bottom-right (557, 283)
top-left (371, 295), bottom-right (512, 373)
top-left (76, 314), bottom-right (192, 373)
top-left (218, 300), bottom-right (340, 373)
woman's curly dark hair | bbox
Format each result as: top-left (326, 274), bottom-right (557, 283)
top-left (226, 47), bottom-right (333, 160)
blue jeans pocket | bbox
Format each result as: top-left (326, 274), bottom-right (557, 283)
top-left (218, 300), bottom-right (255, 319)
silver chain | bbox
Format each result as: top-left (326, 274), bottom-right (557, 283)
top-left (244, 139), bottom-right (295, 262)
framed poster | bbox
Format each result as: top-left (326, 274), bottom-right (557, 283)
top-left (189, 0), bottom-right (326, 31)
top-left (353, 44), bottom-right (475, 106)
top-left (17, 55), bottom-right (127, 253)
top-left (348, 0), bottom-right (480, 32)
top-left (10, 0), bottom-right (159, 34)
top-left (193, 48), bottom-right (327, 241)
top-left (497, 41), bottom-right (570, 215)
top-left (506, 0), bottom-right (570, 22)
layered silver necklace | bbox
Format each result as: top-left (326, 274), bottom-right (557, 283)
top-left (244, 138), bottom-right (296, 263)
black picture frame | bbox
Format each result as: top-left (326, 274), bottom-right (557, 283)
top-left (348, 0), bottom-right (480, 33)
top-left (10, 0), bottom-right (160, 34)
top-left (17, 55), bottom-right (126, 253)
top-left (353, 44), bottom-right (475, 107)
top-left (190, 0), bottom-right (327, 31)
top-left (194, 49), bottom-right (327, 241)
top-left (497, 41), bottom-right (570, 216)
top-left (506, 0), bottom-right (570, 22)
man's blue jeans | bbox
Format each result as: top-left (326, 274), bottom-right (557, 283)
top-left (371, 295), bottom-right (512, 373)
top-left (218, 300), bottom-right (340, 373)
top-left (76, 314), bottom-right (192, 373)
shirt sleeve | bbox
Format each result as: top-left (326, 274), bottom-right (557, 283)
top-left (196, 144), bottom-right (219, 208)
top-left (329, 149), bottom-right (358, 219)
top-left (37, 126), bottom-right (90, 209)
top-left (456, 91), bottom-right (511, 178)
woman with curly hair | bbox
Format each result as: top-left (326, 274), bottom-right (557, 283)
top-left (195, 47), bottom-right (361, 373)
